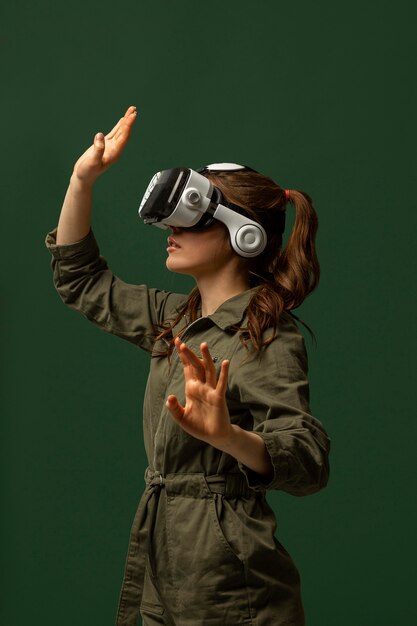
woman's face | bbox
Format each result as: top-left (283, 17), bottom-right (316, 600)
top-left (165, 221), bottom-right (245, 279)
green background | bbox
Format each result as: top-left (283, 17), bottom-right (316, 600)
top-left (1, 1), bottom-right (416, 624)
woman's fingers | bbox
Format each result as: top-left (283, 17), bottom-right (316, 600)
top-left (105, 116), bottom-right (124, 140)
top-left (112, 109), bottom-right (137, 143)
top-left (100, 108), bottom-right (137, 167)
top-left (92, 132), bottom-right (105, 160)
top-left (106, 105), bottom-right (137, 140)
top-left (175, 339), bottom-right (203, 378)
top-left (175, 339), bottom-right (225, 392)
top-left (166, 395), bottom-right (185, 420)
top-left (201, 342), bottom-right (217, 388)
top-left (175, 337), bottom-right (206, 382)
top-left (174, 338), bottom-right (193, 381)
top-left (216, 360), bottom-right (230, 396)
top-left (124, 104), bottom-right (137, 116)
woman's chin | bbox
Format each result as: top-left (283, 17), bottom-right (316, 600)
top-left (166, 257), bottom-right (191, 275)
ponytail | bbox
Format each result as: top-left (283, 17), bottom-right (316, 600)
top-left (274, 188), bottom-right (319, 309)
top-left (242, 187), bottom-right (320, 351)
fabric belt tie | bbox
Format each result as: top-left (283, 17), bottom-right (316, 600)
top-left (115, 467), bottom-right (257, 626)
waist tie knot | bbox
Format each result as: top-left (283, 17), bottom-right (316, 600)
top-left (147, 469), bottom-right (165, 490)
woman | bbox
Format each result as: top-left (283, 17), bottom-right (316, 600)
top-left (45, 105), bottom-right (330, 626)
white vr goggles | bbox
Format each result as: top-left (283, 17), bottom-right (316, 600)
top-left (138, 163), bottom-right (272, 258)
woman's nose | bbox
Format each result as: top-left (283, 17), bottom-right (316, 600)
top-left (168, 225), bottom-right (182, 234)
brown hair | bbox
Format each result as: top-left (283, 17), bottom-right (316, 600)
top-left (153, 168), bottom-right (320, 358)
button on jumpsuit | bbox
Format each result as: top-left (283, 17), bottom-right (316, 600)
top-left (45, 226), bottom-right (331, 626)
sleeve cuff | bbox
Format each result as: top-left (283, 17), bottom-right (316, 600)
top-left (237, 431), bottom-right (285, 493)
top-left (44, 226), bottom-right (100, 261)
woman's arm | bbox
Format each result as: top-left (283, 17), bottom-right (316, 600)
top-left (56, 175), bottom-right (93, 245)
top-left (56, 105), bottom-right (137, 245)
top-left (227, 314), bottom-right (331, 496)
top-left (164, 316), bottom-right (330, 496)
top-left (46, 105), bottom-right (187, 351)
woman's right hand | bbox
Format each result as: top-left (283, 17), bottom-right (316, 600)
top-left (72, 105), bottom-right (137, 185)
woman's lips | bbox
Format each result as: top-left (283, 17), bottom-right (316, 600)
top-left (167, 236), bottom-right (181, 252)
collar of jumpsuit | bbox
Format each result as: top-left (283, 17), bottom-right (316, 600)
top-left (172, 285), bottom-right (260, 335)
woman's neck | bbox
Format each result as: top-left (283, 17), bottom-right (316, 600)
top-left (196, 271), bottom-right (251, 317)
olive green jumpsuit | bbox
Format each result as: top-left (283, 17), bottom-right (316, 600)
top-left (45, 226), bottom-right (330, 626)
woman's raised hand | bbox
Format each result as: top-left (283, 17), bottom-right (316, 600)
top-left (73, 105), bottom-right (137, 185)
top-left (166, 338), bottom-right (234, 448)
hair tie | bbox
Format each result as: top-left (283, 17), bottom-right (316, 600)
top-left (284, 189), bottom-right (291, 202)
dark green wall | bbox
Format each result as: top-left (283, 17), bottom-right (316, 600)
top-left (1, 1), bottom-right (415, 624)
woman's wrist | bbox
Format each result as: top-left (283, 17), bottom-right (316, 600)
top-left (70, 170), bottom-right (96, 191)
top-left (216, 424), bottom-right (274, 480)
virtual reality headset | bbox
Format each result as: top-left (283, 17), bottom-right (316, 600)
top-left (138, 163), bottom-right (269, 258)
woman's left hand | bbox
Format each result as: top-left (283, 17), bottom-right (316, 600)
top-left (166, 337), bottom-right (234, 448)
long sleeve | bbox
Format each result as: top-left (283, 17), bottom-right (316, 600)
top-left (228, 313), bottom-right (330, 496)
top-left (44, 226), bottom-right (187, 352)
